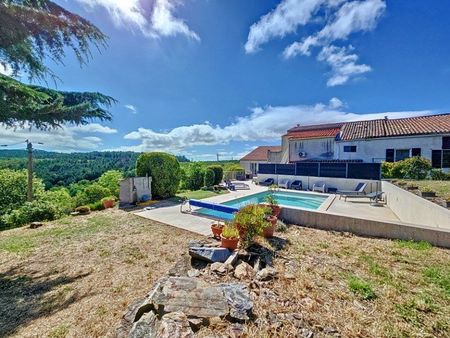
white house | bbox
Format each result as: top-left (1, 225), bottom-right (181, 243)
top-left (240, 146), bottom-right (281, 175)
top-left (241, 114), bottom-right (450, 171)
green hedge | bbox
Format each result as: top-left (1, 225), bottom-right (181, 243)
top-left (136, 152), bottom-right (181, 199)
top-left (207, 165), bottom-right (224, 185)
top-left (204, 168), bottom-right (215, 187)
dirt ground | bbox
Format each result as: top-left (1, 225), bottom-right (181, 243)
top-left (0, 209), bottom-right (201, 338)
top-left (0, 209), bottom-right (449, 338)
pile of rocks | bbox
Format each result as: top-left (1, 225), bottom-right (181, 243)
top-left (117, 236), bottom-right (315, 337)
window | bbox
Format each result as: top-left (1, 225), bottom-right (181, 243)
top-left (386, 149), bottom-right (394, 162)
top-left (443, 150), bottom-right (450, 168)
top-left (442, 137), bottom-right (450, 150)
top-left (395, 149), bottom-right (410, 161)
top-left (432, 150), bottom-right (442, 168)
top-left (343, 145), bottom-right (357, 152)
top-left (412, 148), bottom-right (421, 157)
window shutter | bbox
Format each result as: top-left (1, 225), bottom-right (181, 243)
top-left (412, 148), bottom-right (421, 157)
top-left (442, 137), bottom-right (450, 150)
top-left (431, 150), bottom-right (442, 168)
top-left (385, 149), bottom-right (394, 162)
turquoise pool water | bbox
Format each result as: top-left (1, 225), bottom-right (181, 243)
top-left (196, 191), bottom-right (327, 220)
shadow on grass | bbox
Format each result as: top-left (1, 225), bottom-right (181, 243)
top-left (0, 265), bottom-right (91, 336)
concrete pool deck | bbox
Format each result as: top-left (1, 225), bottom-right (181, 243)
top-left (134, 181), bottom-right (400, 236)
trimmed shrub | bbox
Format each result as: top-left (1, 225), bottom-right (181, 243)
top-left (136, 152), bottom-right (181, 199)
top-left (186, 163), bottom-right (204, 191)
top-left (204, 168), bottom-right (215, 187)
top-left (381, 161), bottom-right (395, 178)
top-left (207, 165), bottom-right (224, 185)
top-left (89, 201), bottom-right (105, 211)
top-left (430, 169), bottom-right (450, 181)
top-left (0, 169), bottom-right (45, 214)
top-left (40, 188), bottom-right (75, 217)
top-left (98, 170), bottom-right (123, 197)
top-left (402, 156), bottom-right (432, 180)
top-left (75, 183), bottom-right (111, 206)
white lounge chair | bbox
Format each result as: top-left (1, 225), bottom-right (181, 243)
top-left (278, 178), bottom-right (290, 189)
top-left (312, 182), bottom-right (326, 193)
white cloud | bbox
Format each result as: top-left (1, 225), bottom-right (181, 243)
top-left (0, 63), bottom-right (13, 76)
top-left (125, 104), bottom-right (138, 114)
top-left (121, 98), bottom-right (433, 153)
top-left (245, 0), bottom-right (327, 54)
top-left (247, 0), bottom-right (386, 86)
top-left (0, 123), bottom-right (115, 152)
top-left (318, 45), bottom-right (371, 86)
top-left (76, 0), bottom-right (199, 40)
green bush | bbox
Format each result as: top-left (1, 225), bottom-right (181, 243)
top-left (40, 188), bottom-right (75, 217)
top-left (430, 169), bottom-right (450, 181)
top-left (207, 165), bottom-right (224, 185)
top-left (75, 183), bottom-right (111, 206)
top-left (402, 157), bottom-right (431, 180)
top-left (381, 161), bottom-right (395, 178)
top-left (0, 169), bottom-right (45, 214)
top-left (89, 201), bottom-right (105, 211)
top-left (2, 200), bottom-right (58, 228)
top-left (185, 163), bottom-right (204, 191)
top-left (136, 152), bottom-right (181, 199)
top-left (98, 170), bottom-right (123, 197)
top-left (204, 168), bottom-right (215, 187)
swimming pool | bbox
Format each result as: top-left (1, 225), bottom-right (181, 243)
top-left (196, 191), bottom-right (328, 220)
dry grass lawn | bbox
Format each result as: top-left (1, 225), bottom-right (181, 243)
top-left (246, 227), bottom-right (450, 337)
top-left (0, 209), bottom-right (201, 338)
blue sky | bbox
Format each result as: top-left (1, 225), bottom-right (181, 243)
top-left (3, 0), bottom-right (450, 160)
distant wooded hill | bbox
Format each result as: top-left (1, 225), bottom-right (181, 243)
top-left (0, 150), bottom-right (190, 188)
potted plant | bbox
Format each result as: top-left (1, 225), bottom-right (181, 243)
top-left (211, 221), bottom-right (224, 239)
top-left (101, 196), bottom-right (116, 209)
top-left (264, 193), bottom-right (281, 217)
top-left (264, 210), bottom-right (278, 238)
top-left (234, 204), bottom-right (272, 247)
top-left (220, 223), bottom-right (239, 250)
top-left (420, 187), bottom-right (436, 198)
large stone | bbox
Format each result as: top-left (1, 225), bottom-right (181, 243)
top-left (219, 283), bottom-right (253, 321)
top-left (150, 277), bottom-right (229, 318)
top-left (157, 312), bottom-right (194, 338)
top-left (168, 256), bottom-right (192, 277)
top-left (116, 298), bottom-right (147, 338)
top-left (128, 311), bottom-right (159, 338)
top-left (189, 247), bottom-right (232, 263)
top-left (255, 267), bottom-right (278, 281)
top-left (234, 262), bottom-right (255, 280)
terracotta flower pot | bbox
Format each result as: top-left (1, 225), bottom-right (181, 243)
top-left (102, 199), bottom-right (115, 209)
top-left (211, 224), bottom-right (223, 239)
top-left (263, 215), bottom-right (277, 238)
top-left (270, 205), bottom-right (281, 217)
top-left (221, 235), bottom-right (239, 250)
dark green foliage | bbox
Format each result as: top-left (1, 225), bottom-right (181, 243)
top-left (204, 168), bottom-right (215, 187)
top-left (0, 75), bottom-right (115, 129)
top-left (0, 150), bottom-right (140, 188)
top-left (430, 169), bottom-right (450, 181)
top-left (136, 152), bottom-right (181, 199)
top-left (0, 0), bottom-right (106, 80)
top-left (75, 183), bottom-right (111, 206)
top-left (207, 165), bottom-right (224, 185)
top-left (185, 163), bottom-right (204, 191)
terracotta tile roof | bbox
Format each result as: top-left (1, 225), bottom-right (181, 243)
top-left (340, 114), bottom-right (450, 140)
top-left (240, 146), bottom-right (282, 161)
top-left (286, 122), bottom-right (343, 139)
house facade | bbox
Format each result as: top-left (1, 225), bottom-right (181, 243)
top-left (240, 114), bottom-right (450, 172)
top-left (240, 146), bottom-right (282, 175)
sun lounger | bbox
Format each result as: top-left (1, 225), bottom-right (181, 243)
top-left (338, 183), bottom-right (367, 199)
top-left (259, 178), bottom-right (275, 186)
top-left (340, 191), bottom-right (384, 202)
top-left (231, 182), bottom-right (250, 190)
top-left (290, 180), bottom-right (302, 190)
top-left (278, 178), bottom-right (290, 189)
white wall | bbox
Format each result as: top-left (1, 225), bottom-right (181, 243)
top-left (382, 181), bottom-right (450, 229)
top-left (258, 173), bottom-right (379, 192)
top-left (336, 134), bottom-right (446, 163)
top-left (240, 160), bottom-right (268, 175)
top-left (289, 137), bottom-right (336, 162)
